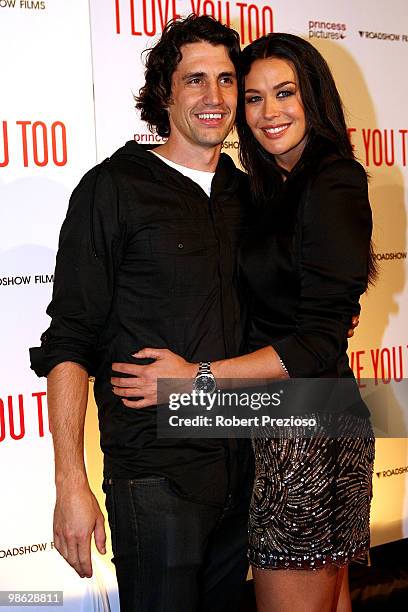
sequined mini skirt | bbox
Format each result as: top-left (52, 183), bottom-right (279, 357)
top-left (248, 413), bottom-right (375, 570)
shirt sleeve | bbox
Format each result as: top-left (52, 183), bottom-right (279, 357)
top-left (29, 162), bottom-right (125, 377)
top-left (271, 159), bottom-right (372, 377)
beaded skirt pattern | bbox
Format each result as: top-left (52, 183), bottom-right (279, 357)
top-left (248, 414), bottom-right (375, 570)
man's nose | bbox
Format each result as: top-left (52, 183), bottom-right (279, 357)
top-left (203, 81), bottom-right (223, 106)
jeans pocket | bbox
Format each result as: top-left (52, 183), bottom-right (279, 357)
top-left (128, 476), bottom-right (168, 486)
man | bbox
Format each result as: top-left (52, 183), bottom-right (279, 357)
top-left (30, 15), bottom-right (253, 612)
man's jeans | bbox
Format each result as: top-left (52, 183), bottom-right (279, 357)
top-left (103, 476), bottom-right (250, 612)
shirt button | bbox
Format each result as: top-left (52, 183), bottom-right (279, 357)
top-left (177, 243), bottom-right (184, 249)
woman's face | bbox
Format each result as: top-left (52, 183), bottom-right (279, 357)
top-left (244, 57), bottom-right (307, 172)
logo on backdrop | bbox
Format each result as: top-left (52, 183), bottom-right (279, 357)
top-left (374, 252), bottom-right (407, 262)
top-left (0, 121), bottom-right (67, 168)
top-left (0, 391), bottom-right (49, 443)
top-left (348, 128), bottom-right (408, 167)
top-left (0, 274), bottom-right (53, 287)
top-left (114, 0), bottom-right (274, 44)
top-left (0, 1), bottom-right (45, 9)
top-left (308, 20), bottom-right (347, 41)
top-left (358, 31), bottom-right (408, 42)
top-left (376, 466), bottom-right (408, 478)
top-left (350, 345), bottom-right (406, 387)
top-left (222, 138), bottom-right (238, 151)
top-left (133, 132), bottom-right (166, 146)
top-left (0, 542), bottom-right (53, 559)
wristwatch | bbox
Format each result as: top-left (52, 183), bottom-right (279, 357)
top-left (193, 362), bottom-right (217, 394)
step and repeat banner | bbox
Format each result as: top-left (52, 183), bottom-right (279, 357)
top-left (1, 0), bottom-right (407, 609)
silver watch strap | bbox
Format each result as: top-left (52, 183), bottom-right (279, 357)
top-left (198, 361), bottom-right (212, 375)
top-left (278, 356), bottom-right (289, 376)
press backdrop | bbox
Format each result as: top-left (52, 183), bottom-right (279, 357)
top-left (1, 1), bottom-right (407, 609)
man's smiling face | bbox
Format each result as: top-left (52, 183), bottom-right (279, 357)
top-left (166, 41), bottom-right (237, 151)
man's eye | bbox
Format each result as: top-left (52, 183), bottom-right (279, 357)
top-left (220, 77), bottom-right (234, 85)
top-left (188, 78), bottom-right (202, 85)
top-left (245, 96), bottom-right (262, 104)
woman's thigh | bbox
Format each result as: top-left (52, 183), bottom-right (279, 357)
top-left (253, 564), bottom-right (347, 612)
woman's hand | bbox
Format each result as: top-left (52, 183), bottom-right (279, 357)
top-left (347, 314), bottom-right (360, 338)
top-left (111, 348), bottom-right (197, 409)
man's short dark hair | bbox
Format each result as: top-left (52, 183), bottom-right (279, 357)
top-left (135, 14), bottom-right (240, 138)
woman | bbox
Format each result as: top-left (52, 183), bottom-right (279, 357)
top-left (230, 34), bottom-right (375, 612)
top-left (113, 34), bottom-right (375, 611)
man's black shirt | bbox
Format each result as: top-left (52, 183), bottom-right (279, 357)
top-left (30, 141), bottom-right (252, 506)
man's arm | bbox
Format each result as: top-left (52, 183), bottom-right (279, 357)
top-left (30, 165), bottom-right (124, 575)
top-left (48, 362), bottom-right (106, 578)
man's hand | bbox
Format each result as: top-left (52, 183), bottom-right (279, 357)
top-left (111, 348), bottom-right (196, 409)
top-left (53, 483), bottom-right (106, 578)
top-left (347, 314), bottom-right (360, 338)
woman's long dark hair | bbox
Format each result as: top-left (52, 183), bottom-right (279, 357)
top-left (237, 33), bottom-right (377, 284)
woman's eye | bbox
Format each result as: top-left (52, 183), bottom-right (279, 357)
top-left (245, 95), bottom-right (262, 104)
top-left (277, 89), bottom-right (294, 98)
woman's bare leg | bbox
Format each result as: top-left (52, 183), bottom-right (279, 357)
top-left (253, 564), bottom-right (351, 612)
top-left (335, 567), bottom-right (352, 612)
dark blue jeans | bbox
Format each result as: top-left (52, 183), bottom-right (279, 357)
top-left (103, 477), bottom-right (250, 612)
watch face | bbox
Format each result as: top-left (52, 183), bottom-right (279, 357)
top-left (194, 374), bottom-right (216, 394)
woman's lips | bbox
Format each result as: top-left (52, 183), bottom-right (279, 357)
top-left (261, 123), bottom-right (291, 138)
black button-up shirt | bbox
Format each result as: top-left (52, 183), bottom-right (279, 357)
top-left (30, 141), bottom-right (253, 506)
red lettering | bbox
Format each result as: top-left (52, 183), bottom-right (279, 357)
top-left (220, 0), bottom-right (230, 26)
top-left (0, 121), bottom-right (9, 167)
top-left (172, 0), bottom-right (180, 21)
top-left (115, 0), bottom-right (120, 33)
top-left (143, 0), bottom-right (156, 36)
top-left (51, 122), bottom-right (67, 166)
top-left (130, 0), bottom-right (142, 35)
top-left (362, 128), bottom-right (371, 166)
top-left (392, 346), bottom-right (403, 382)
top-left (190, 0), bottom-right (202, 15)
top-left (370, 348), bottom-right (380, 385)
top-left (262, 5), bottom-right (273, 34)
top-left (372, 129), bottom-right (383, 166)
top-left (32, 121), bottom-right (48, 167)
top-left (157, 0), bottom-right (172, 30)
top-left (380, 348), bottom-right (391, 384)
top-left (347, 127), bottom-right (356, 152)
top-left (350, 350), bottom-right (366, 387)
top-left (15, 120), bottom-right (67, 167)
top-left (236, 2), bottom-right (247, 44)
top-left (32, 391), bottom-right (47, 437)
top-left (16, 120), bottom-right (31, 167)
top-left (0, 399), bottom-right (5, 442)
top-left (384, 129), bottom-right (394, 166)
top-left (248, 4), bottom-right (260, 42)
top-left (8, 395), bottom-right (25, 440)
top-left (370, 346), bottom-right (403, 384)
top-left (203, 0), bottom-right (215, 17)
top-left (400, 129), bottom-right (407, 166)
top-left (200, 1), bottom-right (230, 26)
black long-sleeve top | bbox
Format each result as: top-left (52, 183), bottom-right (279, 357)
top-left (30, 141), bottom-right (253, 506)
top-left (240, 155), bottom-right (372, 418)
